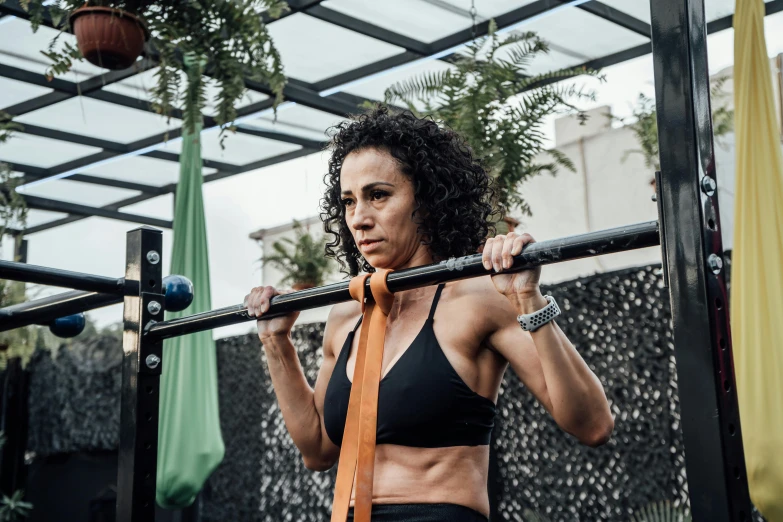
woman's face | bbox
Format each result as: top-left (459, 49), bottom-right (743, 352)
top-left (340, 148), bottom-right (432, 270)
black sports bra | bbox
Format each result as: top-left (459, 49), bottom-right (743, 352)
top-left (323, 284), bottom-right (496, 448)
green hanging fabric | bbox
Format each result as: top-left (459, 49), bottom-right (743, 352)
top-left (156, 54), bottom-right (225, 509)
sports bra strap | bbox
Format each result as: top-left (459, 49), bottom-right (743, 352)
top-left (427, 284), bottom-right (446, 321)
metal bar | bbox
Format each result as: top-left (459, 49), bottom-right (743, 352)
top-left (21, 194), bottom-right (173, 229)
top-left (203, 147), bottom-right (318, 182)
top-left (649, 0), bottom-right (751, 520)
top-left (143, 150), bottom-right (242, 174)
top-left (146, 220), bottom-right (660, 341)
top-left (310, 52), bottom-right (422, 94)
top-left (303, 5), bottom-right (432, 54)
top-left (67, 174), bottom-right (170, 195)
top-left (577, 1), bottom-right (651, 38)
top-left (0, 259), bottom-right (124, 294)
top-left (0, 63), bottom-right (76, 93)
top-left (0, 290), bottom-right (121, 331)
top-left (0, 161), bottom-right (49, 178)
top-left (233, 126), bottom-right (325, 149)
top-left (259, 0), bottom-right (325, 23)
top-left (2, 92), bottom-right (73, 116)
top-left (116, 227), bottom-right (164, 522)
top-left (15, 123), bottom-right (129, 152)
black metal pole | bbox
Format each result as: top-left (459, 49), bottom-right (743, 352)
top-left (0, 259), bottom-right (126, 294)
top-left (14, 239), bottom-right (27, 264)
top-left (0, 356), bottom-right (30, 499)
top-left (146, 220), bottom-right (660, 341)
top-left (116, 226), bottom-right (165, 522)
top-left (0, 290), bottom-right (122, 331)
top-left (650, 0), bottom-right (751, 520)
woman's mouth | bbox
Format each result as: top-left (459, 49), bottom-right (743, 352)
top-left (359, 239), bottom-right (383, 253)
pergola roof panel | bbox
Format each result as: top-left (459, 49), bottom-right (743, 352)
top-left (518, 8), bottom-right (650, 64)
top-left (15, 96), bottom-right (182, 145)
top-left (0, 133), bottom-right (101, 168)
top-left (321, 0), bottom-right (476, 44)
top-left (598, 0), bottom-right (651, 23)
top-left (342, 59), bottom-right (457, 108)
top-left (20, 178), bottom-right (140, 207)
top-left (0, 17), bottom-right (105, 80)
top-left (438, 0), bottom-right (541, 20)
top-left (102, 67), bottom-right (271, 117)
top-left (160, 131), bottom-right (303, 166)
top-left (0, 76), bottom-right (51, 107)
top-left (79, 155), bottom-right (217, 187)
top-left (242, 104), bottom-right (344, 143)
top-left (266, 13), bottom-right (406, 82)
top-left (122, 194), bottom-right (174, 222)
top-left (23, 208), bottom-right (69, 228)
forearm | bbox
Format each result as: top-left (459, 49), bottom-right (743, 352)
top-left (513, 294), bottom-right (613, 444)
top-left (260, 334), bottom-right (326, 461)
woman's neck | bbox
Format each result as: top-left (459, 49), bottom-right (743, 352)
top-left (394, 245), bottom-right (434, 271)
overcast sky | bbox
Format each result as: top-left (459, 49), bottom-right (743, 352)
top-left (5, 11), bottom-right (783, 340)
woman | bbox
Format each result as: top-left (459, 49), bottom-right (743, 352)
top-left (244, 107), bottom-right (614, 521)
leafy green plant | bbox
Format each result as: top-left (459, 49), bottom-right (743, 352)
top-left (382, 20), bottom-right (602, 219)
top-left (0, 433), bottom-right (33, 522)
top-left (261, 221), bottom-right (332, 288)
top-left (0, 489), bottom-right (31, 522)
top-left (0, 279), bottom-right (38, 370)
top-left (7, 0), bottom-right (288, 143)
top-left (621, 78), bottom-right (734, 173)
top-left (630, 500), bottom-right (692, 522)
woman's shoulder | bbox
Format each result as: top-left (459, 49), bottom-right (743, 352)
top-left (325, 300), bottom-right (362, 336)
top-left (442, 277), bottom-right (516, 327)
top-left (445, 275), bottom-right (502, 302)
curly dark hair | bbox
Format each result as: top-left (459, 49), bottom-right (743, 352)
top-left (320, 106), bottom-right (497, 276)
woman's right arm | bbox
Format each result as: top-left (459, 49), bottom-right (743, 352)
top-left (245, 286), bottom-right (348, 471)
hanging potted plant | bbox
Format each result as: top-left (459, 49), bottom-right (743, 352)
top-left (620, 78), bottom-right (733, 193)
top-left (382, 20), bottom-right (601, 234)
top-left (261, 221), bottom-right (333, 290)
top-left (13, 0), bottom-right (288, 142)
top-left (67, 0), bottom-right (152, 71)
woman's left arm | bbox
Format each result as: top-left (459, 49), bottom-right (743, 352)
top-left (482, 232), bottom-right (614, 447)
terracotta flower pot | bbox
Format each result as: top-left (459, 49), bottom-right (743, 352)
top-left (292, 282), bottom-right (317, 291)
top-left (69, 6), bottom-right (148, 70)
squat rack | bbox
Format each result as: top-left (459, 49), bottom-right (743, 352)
top-left (0, 0), bottom-right (752, 520)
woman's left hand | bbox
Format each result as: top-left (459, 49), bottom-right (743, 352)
top-left (482, 232), bottom-right (542, 299)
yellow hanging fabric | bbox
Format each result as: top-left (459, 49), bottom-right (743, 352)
top-left (732, 1), bottom-right (783, 520)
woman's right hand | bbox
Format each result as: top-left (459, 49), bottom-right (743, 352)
top-left (244, 286), bottom-right (300, 342)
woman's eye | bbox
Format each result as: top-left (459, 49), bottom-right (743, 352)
top-left (371, 191), bottom-right (388, 200)
top-left (341, 198), bottom-right (354, 206)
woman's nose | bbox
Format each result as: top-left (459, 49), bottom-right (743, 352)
top-left (350, 202), bottom-right (374, 230)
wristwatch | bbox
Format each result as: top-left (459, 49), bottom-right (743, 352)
top-left (516, 295), bottom-right (561, 332)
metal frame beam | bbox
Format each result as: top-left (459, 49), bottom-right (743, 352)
top-left (20, 145), bottom-right (319, 235)
top-left (650, 0), bottom-right (751, 520)
top-left (21, 194), bottom-right (173, 229)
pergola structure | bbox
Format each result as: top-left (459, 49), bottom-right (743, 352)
top-left (1, 0), bottom-right (781, 237)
